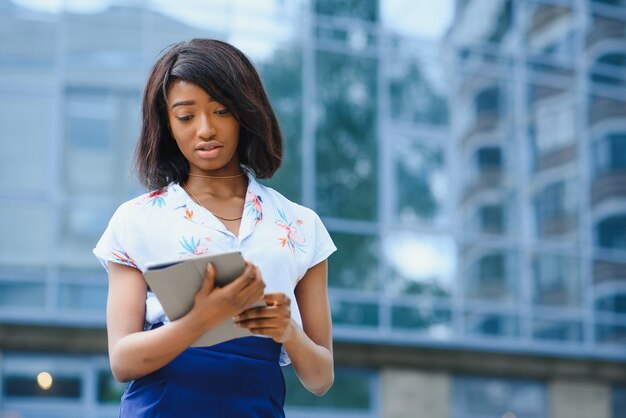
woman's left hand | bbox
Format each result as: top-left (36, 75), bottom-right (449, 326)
top-left (234, 293), bottom-right (294, 343)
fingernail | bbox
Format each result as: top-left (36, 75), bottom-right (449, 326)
top-left (233, 315), bottom-right (240, 321)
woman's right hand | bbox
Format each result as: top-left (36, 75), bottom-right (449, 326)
top-left (191, 261), bottom-right (265, 328)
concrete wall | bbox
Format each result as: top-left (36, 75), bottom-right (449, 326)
top-left (381, 368), bottom-right (449, 418)
top-left (549, 380), bottom-right (610, 418)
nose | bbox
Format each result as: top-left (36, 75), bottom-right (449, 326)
top-left (198, 114), bottom-right (215, 138)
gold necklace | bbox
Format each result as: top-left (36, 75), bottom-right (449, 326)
top-left (181, 184), bottom-right (243, 222)
top-left (188, 171), bottom-right (245, 179)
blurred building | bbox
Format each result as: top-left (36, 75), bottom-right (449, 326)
top-left (0, 0), bottom-right (625, 417)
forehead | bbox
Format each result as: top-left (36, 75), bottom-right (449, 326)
top-left (167, 80), bottom-right (214, 102)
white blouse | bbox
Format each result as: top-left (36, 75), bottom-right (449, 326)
top-left (93, 170), bottom-right (337, 365)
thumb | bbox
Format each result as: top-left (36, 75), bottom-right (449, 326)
top-left (200, 262), bottom-right (216, 294)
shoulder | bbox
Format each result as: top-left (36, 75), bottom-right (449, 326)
top-left (256, 182), bottom-right (318, 222)
top-left (110, 184), bottom-right (176, 224)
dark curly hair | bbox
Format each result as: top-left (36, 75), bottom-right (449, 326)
top-left (135, 38), bottom-right (283, 190)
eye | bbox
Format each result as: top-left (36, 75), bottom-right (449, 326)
top-left (176, 115), bottom-right (193, 122)
top-left (215, 108), bottom-right (230, 116)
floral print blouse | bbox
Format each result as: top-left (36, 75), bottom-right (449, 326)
top-left (93, 170), bottom-right (336, 365)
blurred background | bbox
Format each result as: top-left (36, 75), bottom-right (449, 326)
top-left (1, 0), bottom-right (626, 417)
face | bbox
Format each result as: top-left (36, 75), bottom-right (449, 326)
top-left (166, 80), bottom-right (241, 174)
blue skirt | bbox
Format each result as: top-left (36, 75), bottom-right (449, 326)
top-left (119, 335), bottom-right (286, 418)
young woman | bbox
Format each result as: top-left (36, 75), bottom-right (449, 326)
top-left (93, 39), bottom-right (336, 417)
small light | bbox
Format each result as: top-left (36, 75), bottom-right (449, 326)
top-left (37, 372), bottom-right (53, 390)
top-left (502, 412), bottom-right (517, 418)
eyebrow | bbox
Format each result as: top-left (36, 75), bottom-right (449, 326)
top-left (171, 98), bottom-right (216, 109)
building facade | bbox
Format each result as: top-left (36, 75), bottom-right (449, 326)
top-left (0, 0), bottom-right (625, 417)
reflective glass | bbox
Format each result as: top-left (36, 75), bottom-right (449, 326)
top-left (284, 367), bottom-right (374, 410)
top-left (383, 232), bottom-right (455, 297)
top-left (97, 370), bottom-right (126, 404)
top-left (613, 385), bottom-right (626, 418)
top-left (596, 323), bottom-right (626, 346)
top-left (330, 299), bottom-right (379, 327)
top-left (532, 319), bottom-right (583, 343)
top-left (0, 281), bottom-right (46, 309)
top-left (387, 48), bottom-right (448, 126)
top-left (394, 139), bottom-right (448, 226)
top-left (462, 248), bottom-right (518, 303)
top-left (258, 45), bottom-right (303, 203)
top-left (0, 13), bottom-right (57, 86)
top-left (532, 177), bottom-right (580, 241)
top-left (64, 92), bottom-right (117, 193)
top-left (328, 232), bottom-right (379, 290)
top-left (315, 51), bottom-right (378, 220)
top-left (314, 0), bottom-right (378, 22)
top-left (465, 312), bottom-right (519, 338)
top-left (0, 93), bottom-right (54, 192)
top-left (58, 282), bottom-right (107, 312)
top-left (391, 305), bottom-right (452, 339)
top-left (453, 375), bottom-right (547, 418)
top-left (0, 203), bottom-right (53, 267)
top-left (532, 253), bottom-right (581, 307)
top-left (525, 3), bottom-right (575, 67)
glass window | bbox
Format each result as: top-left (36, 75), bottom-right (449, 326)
top-left (0, 93), bottom-right (54, 192)
top-left (533, 180), bottom-right (578, 239)
top-left (97, 370), bottom-right (126, 404)
top-left (464, 312), bottom-right (520, 338)
top-left (596, 215), bottom-right (626, 250)
top-left (525, 3), bottom-right (575, 66)
top-left (0, 14), bottom-right (58, 86)
top-left (480, 204), bottom-right (505, 234)
top-left (533, 254), bottom-right (581, 308)
top-left (0, 202), bottom-right (53, 267)
top-left (328, 232), bottom-right (379, 291)
top-left (453, 375), bottom-right (547, 418)
top-left (388, 48), bottom-right (448, 126)
top-left (2, 357), bottom-right (87, 401)
top-left (284, 366), bottom-right (376, 412)
top-left (314, 0), bottom-right (378, 22)
top-left (596, 323), bottom-right (626, 346)
top-left (315, 51), bottom-right (378, 220)
top-left (596, 292), bottom-right (626, 314)
top-left (613, 385), bottom-right (626, 418)
top-left (476, 146), bottom-right (502, 170)
top-left (464, 250), bottom-right (518, 303)
top-left (258, 46), bottom-right (303, 203)
top-left (58, 282), bottom-right (107, 313)
top-left (532, 320), bottom-right (583, 343)
top-left (395, 139), bottom-right (447, 226)
top-left (4, 375), bottom-right (81, 399)
top-left (383, 232), bottom-right (455, 297)
top-left (475, 86), bottom-right (500, 115)
top-left (0, 281), bottom-right (46, 309)
top-left (391, 305), bottom-right (452, 338)
top-left (594, 133), bottom-right (626, 175)
top-left (331, 299), bottom-right (379, 327)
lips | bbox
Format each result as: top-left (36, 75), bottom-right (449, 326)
top-left (195, 141), bottom-right (223, 159)
top-left (195, 141), bottom-right (223, 151)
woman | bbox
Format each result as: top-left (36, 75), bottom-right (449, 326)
top-left (93, 39), bottom-right (336, 417)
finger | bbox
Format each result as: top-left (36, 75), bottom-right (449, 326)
top-left (264, 292), bottom-right (290, 306)
top-left (235, 307), bottom-right (278, 322)
top-left (199, 262), bottom-right (216, 295)
top-left (224, 262), bottom-right (256, 292)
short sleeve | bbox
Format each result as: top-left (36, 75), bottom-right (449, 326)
top-left (93, 204), bottom-right (141, 272)
top-left (308, 211), bottom-right (337, 269)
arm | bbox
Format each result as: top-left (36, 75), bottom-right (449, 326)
top-left (106, 261), bottom-right (265, 382)
top-left (235, 260), bottom-right (334, 396)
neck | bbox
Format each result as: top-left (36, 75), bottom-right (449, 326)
top-left (184, 173), bottom-right (248, 199)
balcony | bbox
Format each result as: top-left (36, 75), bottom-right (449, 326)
top-left (529, 5), bottom-right (571, 35)
top-left (592, 170), bottom-right (626, 206)
top-left (594, 260), bottom-right (626, 284)
top-left (537, 213), bottom-right (577, 237)
top-left (587, 16), bottom-right (626, 50)
top-left (462, 111), bottom-right (500, 146)
top-left (589, 96), bottom-right (626, 126)
top-left (535, 144), bottom-right (577, 172)
top-left (462, 168), bottom-right (503, 203)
